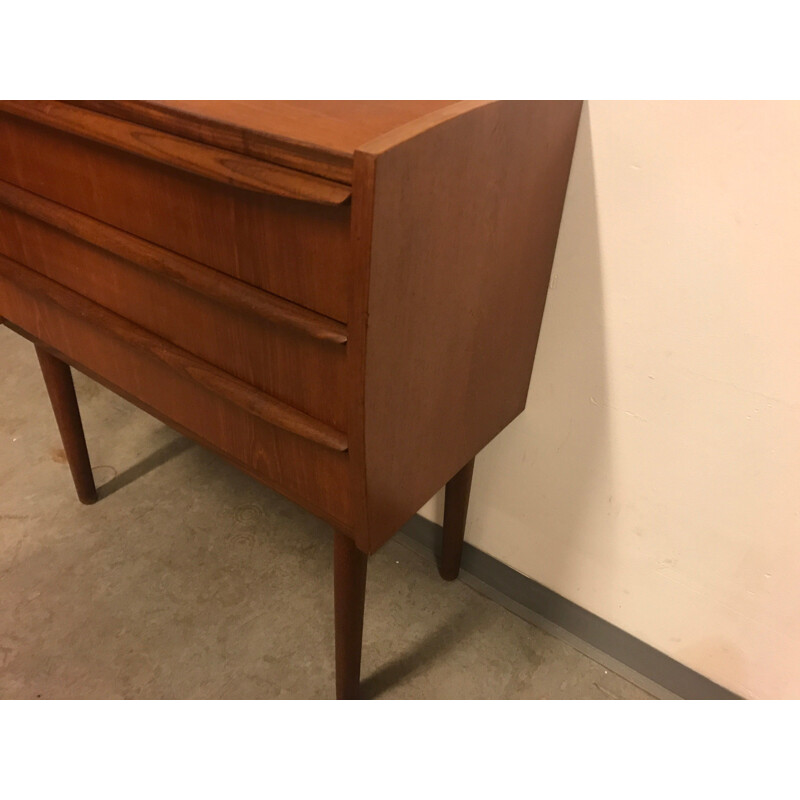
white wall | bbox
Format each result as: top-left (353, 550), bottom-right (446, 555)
top-left (419, 101), bottom-right (800, 699)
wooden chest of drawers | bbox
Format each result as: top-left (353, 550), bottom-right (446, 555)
top-left (0, 100), bottom-right (582, 698)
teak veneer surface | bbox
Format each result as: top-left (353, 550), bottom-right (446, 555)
top-left (350, 101), bottom-right (582, 550)
top-left (69, 100), bottom-right (458, 182)
top-left (0, 109), bottom-right (353, 320)
top-left (0, 100), bottom-right (583, 698)
top-left (0, 196), bottom-right (349, 433)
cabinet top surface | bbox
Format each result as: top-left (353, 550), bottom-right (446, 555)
top-left (152, 100), bottom-right (457, 153)
top-left (67, 100), bottom-right (460, 183)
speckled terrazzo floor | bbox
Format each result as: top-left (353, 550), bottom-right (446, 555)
top-left (0, 326), bottom-right (653, 699)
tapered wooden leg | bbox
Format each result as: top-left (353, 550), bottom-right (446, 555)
top-left (439, 457), bottom-right (475, 581)
top-left (35, 346), bottom-right (97, 505)
top-left (333, 530), bottom-right (368, 700)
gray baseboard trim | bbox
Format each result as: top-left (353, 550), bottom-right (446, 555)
top-left (397, 514), bottom-right (740, 700)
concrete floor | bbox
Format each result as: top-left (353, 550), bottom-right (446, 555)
top-left (0, 326), bottom-right (653, 699)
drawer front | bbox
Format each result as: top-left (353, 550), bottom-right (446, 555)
top-left (0, 266), bottom-right (353, 527)
top-left (0, 111), bottom-right (351, 322)
top-left (0, 197), bottom-right (348, 432)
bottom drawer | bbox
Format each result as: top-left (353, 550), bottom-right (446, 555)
top-left (0, 266), bottom-right (353, 528)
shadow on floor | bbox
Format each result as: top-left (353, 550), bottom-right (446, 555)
top-left (361, 605), bottom-right (489, 699)
top-left (96, 436), bottom-right (196, 499)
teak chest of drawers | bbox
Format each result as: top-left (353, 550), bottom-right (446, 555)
top-left (0, 100), bottom-right (581, 698)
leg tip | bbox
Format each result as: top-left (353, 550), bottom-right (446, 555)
top-left (438, 564), bottom-right (460, 581)
top-left (78, 490), bottom-right (98, 505)
top-left (336, 683), bottom-right (361, 700)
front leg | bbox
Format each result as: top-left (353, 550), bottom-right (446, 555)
top-left (35, 345), bottom-right (97, 505)
top-left (333, 529), bottom-right (368, 699)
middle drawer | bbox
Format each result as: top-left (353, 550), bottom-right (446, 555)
top-left (0, 191), bottom-right (348, 433)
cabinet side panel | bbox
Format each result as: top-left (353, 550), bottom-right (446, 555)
top-left (361, 101), bottom-right (582, 550)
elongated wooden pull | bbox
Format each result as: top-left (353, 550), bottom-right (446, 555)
top-left (0, 179), bottom-right (347, 344)
top-left (0, 253), bottom-right (349, 453)
top-left (0, 101), bottom-right (352, 205)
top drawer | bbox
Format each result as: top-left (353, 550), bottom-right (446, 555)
top-left (0, 108), bottom-right (352, 322)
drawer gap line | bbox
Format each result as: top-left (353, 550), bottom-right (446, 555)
top-left (0, 102), bottom-right (352, 205)
top-left (0, 253), bottom-right (349, 453)
top-left (0, 179), bottom-right (347, 345)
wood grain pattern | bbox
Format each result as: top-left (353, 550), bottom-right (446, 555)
top-left (2, 318), bottom-right (352, 533)
top-left (0, 101), bottom-right (351, 204)
top-left (0, 203), bottom-right (348, 431)
top-left (0, 253), bottom-right (347, 452)
top-left (0, 100), bottom-right (584, 698)
top-left (0, 111), bottom-right (353, 321)
top-left (350, 100), bottom-right (583, 551)
top-left (0, 179), bottom-right (347, 345)
top-left (69, 100), bottom-right (458, 183)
